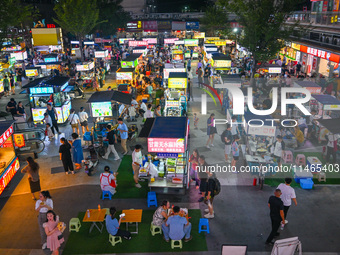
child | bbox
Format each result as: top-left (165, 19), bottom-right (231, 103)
top-left (46, 123), bottom-right (54, 140)
top-left (128, 105), bottom-right (136, 121)
top-left (231, 136), bottom-right (240, 169)
top-left (194, 113), bottom-right (199, 129)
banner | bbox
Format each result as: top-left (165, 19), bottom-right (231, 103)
top-left (142, 21), bottom-right (157, 32)
top-left (13, 134), bottom-right (25, 148)
top-left (164, 38), bottom-right (179, 44)
top-left (126, 21), bottom-right (142, 32)
top-left (186, 22), bottom-right (199, 30)
top-left (157, 21), bottom-right (171, 31)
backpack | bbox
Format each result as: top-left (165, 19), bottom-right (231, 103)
top-left (213, 178), bottom-right (221, 196)
top-left (221, 130), bottom-right (227, 144)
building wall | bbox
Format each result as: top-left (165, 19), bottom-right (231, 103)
top-left (121, 0), bottom-right (147, 15)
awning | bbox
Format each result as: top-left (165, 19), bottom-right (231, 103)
top-left (169, 72), bottom-right (187, 79)
top-left (313, 95), bottom-right (340, 105)
top-left (295, 81), bottom-right (321, 88)
top-left (116, 68), bottom-right (135, 73)
top-left (125, 54), bottom-right (142, 62)
top-left (62, 85), bottom-right (74, 93)
top-left (22, 77), bottom-right (47, 88)
top-left (112, 91), bottom-right (132, 105)
top-left (318, 119), bottom-right (340, 134)
top-left (149, 117), bottom-right (188, 138)
top-left (44, 76), bottom-right (70, 86)
top-left (86, 91), bottom-right (115, 103)
top-left (0, 121), bottom-right (14, 135)
top-left (139, 118), bottom-right (155, 138)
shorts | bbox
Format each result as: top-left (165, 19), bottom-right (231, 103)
top-left (71, 123), bottom-right (78, 129)
top-left (224, 145), bottom-right (231, 155)
top-left (273, 156), bottom-right (281, 163)
top-left (233, 156), bottom-right (239, 161)
top-left (80, 121), bottom-right (88, 127)
top-left (4, 87), bottom-right (9, 92)
top-left (199, 179), bottom-right (208, 192)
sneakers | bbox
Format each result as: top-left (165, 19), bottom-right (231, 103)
top-left (139, 178), bottom-right (145, 182)
top-left (198, 197), bottom-right (204, 202)
top-left (204, 213), bottom-right (214, 219)
top-left (124, 236), bottom-right (132, 240)
top-left (114, 158), bottom-right (121, 161)
top-left (184, 236), bottom-right (192, 242)
top-left (281, 220), bottom-right (288, 224)
top-left (206, 145), bottom-right (210, 149)
top-left (122, 151), bottom-right (128, 155)
top-left (210, 144), bottom-right (214, 147)
top-left (135, 183), bottom-right (142, 188)
top-left (42, 243), bottom-right (47, 249)
top-left (101, 156), bottom-right (108, 160)
top-left (204, 209), bottom-right (214, 214)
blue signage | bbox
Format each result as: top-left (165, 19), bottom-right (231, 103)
top-left (186, 22), bottom-right (199, 30)
top-left (157, 153), bottom-right (178, 158)
top-left (60, 82), bottom-right (69, 91)
top-left (44, 57), bottom-right (57, 63)
top-left (30, 87), bottom-right (54, 94)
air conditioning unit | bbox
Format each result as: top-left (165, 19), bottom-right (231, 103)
top-left (320, 35), bottom-right (325, 43)
top-left (166, 14), bottom-right (171, 18)
top-left (325, 36), bottom-right (331, 44)
top-left (145, 14), bottom-right (149, 19)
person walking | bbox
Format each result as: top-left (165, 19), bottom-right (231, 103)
top-left (231, 136), bottom-right (240, 169)
top-left (78, 107), bottom-right (89, 134)
top-left (46, 103), bottom-right (61, 135)
top-left (35, 191), bottom-right (53, 250)
top-left (277, 178), bottom-right (297, 224)
top-left (21, 156), bottom-right (41, 200)
top-left (70, 133), bottom-right (84, 170)
top-left (272, 135), bottom-right (285, 167)
top-left (197, 67), bottom-right (203, 88)
top-left (265, 189), bottom-right (285, 245)
top-left (9, 74), bottom-right (15, 95)
top-left (117, 118), bottom-right (128, 155)
top-left (3, 75), bottom-right (10, 97)
top-left (68, 109), bottom-right (81, 135)
top-left (102, 125), bottom-right (120, 161)
top-left (221, 124), bottom-right (232, 163)
top-left (132, 144), bottom-right (143, 188)
top-left (6, 98), bottom-right (17, 115)
top-left (204, 171), bottom-right (219, 219)
top-left (187, 78), bottom-right (193, 101)
top-left (326, 133), bottom-right (338, 164)
top-left (206, 113), bottom-right (217, 148)
top-left (59, 138), bottom-right (74, 174)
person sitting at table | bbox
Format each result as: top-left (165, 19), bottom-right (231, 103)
top-left (100, 166), bottom-right (117, 196)
top-left (162, 206), bottom-right (192, 243)
top-left (106, 207), bottom-right (132, 240)
top-left (152, 200), bottom-right (170, 227)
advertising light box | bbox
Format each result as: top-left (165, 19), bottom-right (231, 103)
top-left (119, 38), bottom-right (134, 44)
top-left (30, 87), bottom-right (54, 94)
top-left (76, 62), bottom-right (94, 71)
top-left (164, 38), bottom-right (179, 44)
top-left (168, 78), bottom-right (187, 89)
top-left (185, 39), bottom-right (199, 46)
top-left (148, 138), bottom-right (185, 153)
top-left (25, 69), bottom-right (39, 77)
top-left (91, 102), bottom-right (112, 117)
top-left (44, 57), bottom-right (57, 63)
top-left (95, 50), bottom-right (108, 58)
top-left (129, 40), bottom-right (148, 47)
top-left (143, 38), bottom-right (157, 44)
top-left (268, 67), bottom-right (282, 74)
top-left (214, 60), bottom-right (231, 68)
top-left (116, 72), bottom-right (133, 80)
top-left (32, 108), bottom-right (46, 122)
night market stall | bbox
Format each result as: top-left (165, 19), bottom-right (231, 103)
top-left (166, 72), bottom-right (188, 116)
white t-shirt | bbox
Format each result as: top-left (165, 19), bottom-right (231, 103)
top-left (274, 141), bottom-right (283, 157)
top-left (132, 150), bottom-right (143, 165)
top-left (277, 183), bottom-right (296, 206)
top-left (119, 104), bottom-right (125, 115)
top-left (35, 198), bottom-right (53, 213)
top-left (100, 172), bottom-right (116, 191)
top-left (79, 111), bottom-right (88, 122)
top-left (327, 134), bottom-right (338, 148)
top-left (140, 102), bottom-right (147, 112)
top-left (68, 113), bottom-right (79, 124)
top-left (231, 121), bottom-right (238, 135)
top-left (145, 110), bottom-right (153, 118)
top-left (129, 106), bottom-right (136, 117)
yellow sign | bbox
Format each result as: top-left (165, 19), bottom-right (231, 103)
top-left (168, 78), bottom-right (187, 89)
top-left (138, 21), bottom-right (142, 28)
top-left (291, 43), bottom-right (301, 50)
top-left (172, 50), bottom-right (183, 54)
top-left (205, 37), bottom-right (219, 41)
top-left (214, 60), bottom-right (231, 68)
top-left (194, 32), bottom-right (205, 39)
top-left (214, 40), bottom-right (227, 46)
top-left (13, 134), bottom-right (25, 148)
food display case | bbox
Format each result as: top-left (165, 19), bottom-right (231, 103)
top-left (211, 53), bottom-right (232, 71)
top-left (0, 121), bottom-right (20, 196)
top-left (116, 68), bottom-right (135, 85)
top-left (172, 50), bottom-right (184, 63)
top-left (167, 72), bottom-right (188, 114)
top-left (24, 77), bottom-right (71, 124)
top-left (120, 54), bottom-right (142, 69)
top-left (144, 117), bottom-right (190, 194)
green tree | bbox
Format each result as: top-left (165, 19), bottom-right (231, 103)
top-left (95, 0), bottom-right (130, 38)
top-left (200, 5), bottom-right (230, 37)
top-left (54, 0), bottom-right (106, 60)
top-left (0, 0), bottom-right (37, 50)
top-left (219, 0), bottom-right (304, 76)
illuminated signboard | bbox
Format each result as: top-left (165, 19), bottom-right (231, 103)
top-left (166, 100), bottom-right (181, 107)
top-left (32, 108), bottom-right (46, 122)
top-left (116, 72), bottom-right (133, 80)
top-left (121, 59), bottom-right (138, 68)
top-left (175, 40), bottom-right (184, 45)
top-left (44, 57), bottom-right (57, 63)
top-left (10, 51), bottom-right (27, 61)
top-left (300, 45), bottom-right (340, 63)
top-left (0, 158), bottom-right (20, 196)
top-left (119, 38), bottom-right (134, 44)
top-left (76, 62), bottom-right (94, 71)
top-left (95, 50), bottom-right (108, 58)
top-left (324, 104), bottom-right (340, 110)
top-left (30, 87), bottom-right (54, 94)
top-left (13, 134), bottom-right (25, 148)
top-left (84, 41), bottom-right (94, 45)
top-left (25, 69), bottom-right (39, 77)
top-left (194, 32), bottom-right (205, 39)
top-left (148, 138), bottom-right (185, 153)
top-left (91, 102), bottom-right (112, 117)
top-left (143, 38), bottom-right (157, 44)
top-left (248, 126), bottom-right (276, 137)
top-left (164, 38), bottom-right (179, 44)
top-left (268, 67), bottom-right (282, 74)
top-left (168, 78), bottom-right (187, 89)
top-left (129, 40), bottom-right (148, 47)
top-left (185, 39), bottom-right (199, 46)
top-left (214, 60), bottom-right (231, 68)
top-left (0, 125), bottom-right (13, 147)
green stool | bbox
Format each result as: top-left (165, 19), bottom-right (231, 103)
top-left (171, 239), bottom-right (182, 249)
top-left (109, 234), bottom-right (122, 246)
top-left (150, 223), bottom-right (162, 236)
top-left (69, 218), bottom-right (81, 232)
top-left (103, 208), bottom-right (110, 215)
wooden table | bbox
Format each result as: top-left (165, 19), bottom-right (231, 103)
top-left (82, 209), bottom-right (107, 233)
top-left (120, 209), bottom-right (143, 234)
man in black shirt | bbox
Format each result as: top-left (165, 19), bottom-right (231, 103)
top-left (266, 189), bottom-right (285, 245)
top-left (221, 124), bottom-right (232, 163)
top-left (6, 98), bottom-right (17, 115)
top-left (197, 155), bottom-right (209, 202)
top-left (102, 125), bottom-right (120, 161)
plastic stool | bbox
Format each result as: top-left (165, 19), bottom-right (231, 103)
top-left (147, 191), bottom-right (157, 207)
top-left (103, 208), bottom-right (110, 215)
top-left (171, 239), bottom-right (182, 249)
top-left (283, 150), bottom-right (293, 163)
top-left (150, 223), bottom-right (162, 236)
top-left (102, 190), bottom-right (112, 200)
top-left (198, 218), bottom-right (210, 233)
top-left (109, 234), bottom-right (122, 246)
top-left (295, 154), bottom-right (306, 166)
top-left (69, 218), bottom-right (81, 232)
top-left (318, 172), bottom-right (326, 182)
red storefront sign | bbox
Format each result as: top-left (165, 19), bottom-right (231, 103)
top-left (129, 40), bottom-right (148, 47)
top-left (142, 21), bottom-right (157, 32)
top-left (0, 125), bottom-right (13, 147)
top-left (0, 158), bottom-right (20, 196)
top-left (300, 45), bottom-right (340, 63)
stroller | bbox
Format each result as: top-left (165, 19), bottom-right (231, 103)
top-left (83, 145), bottom-right (99, 176)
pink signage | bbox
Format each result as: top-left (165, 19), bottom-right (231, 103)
top-left (143, 38), bottom-right (157, 44)
top-left (306, 86), bottom-right (322, 94)
top-left (129, 40), bottom-right (148, 47)
top-left (148, 138), bottom-right (185, 153)
top-left (0, 125), bottom-right (13, 147)
top-left (164, 38), bottom-right (179, 44)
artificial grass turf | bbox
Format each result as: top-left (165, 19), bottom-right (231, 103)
top-left (264, 152), bottom-right (340, 187)
top-left (62, 209), bottom-right (208, 254)
top-left (113, 155), bottom-right (148, 199)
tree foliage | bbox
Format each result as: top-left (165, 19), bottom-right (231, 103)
top-left (54, 0), bottom-right (104, 39)
top-left (218, 0), bottom-right (304, 70)
top-left (0, 0), bottom-right (37, 48)
top-left (95, 0), bottom-right (130, 37)
top-left (200, 5), bottom-right (230, 37)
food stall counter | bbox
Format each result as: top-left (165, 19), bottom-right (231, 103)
top-left (116, 67), bottom-right (135, 85)
top-left (294, 81), bottom-right (322, 95)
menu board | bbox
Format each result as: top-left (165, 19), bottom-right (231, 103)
top-left (168, 78), bottom-right (187, 89)
top-left (91, 102), bottom-right (112, 117)
top-left (13, 134), bottom-right (25, 148)
top-left (26, 69), bottom-right (39, 77)
top-left (62, 102), bottom-right (71, 122)
top-left (116, 72), bottom-right (133, 80)
top-left (32, 108), bottom-right (46, 123)
top-left (0, 80), bottom-right (4, 93)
